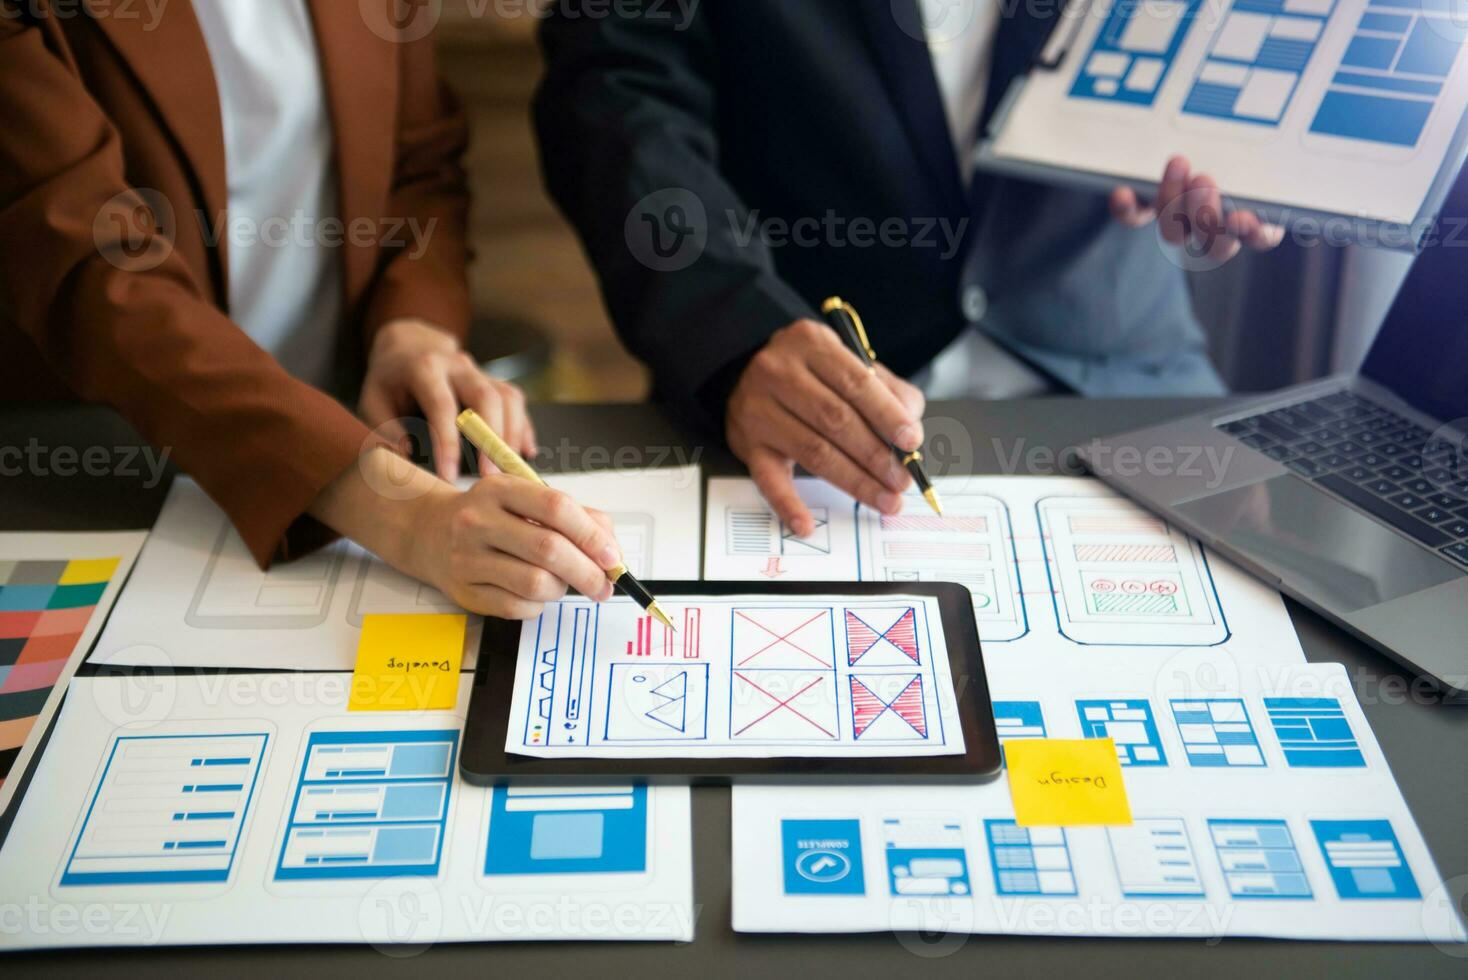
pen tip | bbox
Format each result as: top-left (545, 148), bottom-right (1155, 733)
top-left (922, 487), bottom-right (943, 517)
top-left (649, 603), bottom-right (677, 632)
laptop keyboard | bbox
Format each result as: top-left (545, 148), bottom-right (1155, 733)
top-left (1217, 392), bottom-right (1468, 569)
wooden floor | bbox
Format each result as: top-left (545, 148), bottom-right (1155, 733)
top-left (437, 14), bottom-right (650, 402)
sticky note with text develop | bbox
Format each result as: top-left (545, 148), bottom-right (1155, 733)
top-left (349, 613), bottom-right (466, 712)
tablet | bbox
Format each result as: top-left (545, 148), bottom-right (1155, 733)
top-left (460, 582), bottom-right (1001, 784)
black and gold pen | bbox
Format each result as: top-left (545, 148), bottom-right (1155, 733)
top-left (456, 409), bottom-right (676, 631)
top-left (821, 296), bottom-right (943, 517)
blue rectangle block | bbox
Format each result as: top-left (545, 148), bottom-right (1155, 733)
top-left (388, 743), bottom-right (451, 778)
top-left (1311, 90), bottom-right (1433, 146)
top-left (782, 819), bottom-right (865, 895)
top-left (1312, 819), bottom-right (1421, 899)
top-left (372, 826), bottom-right (439, 864)
top-left (380, 784), bottom-right (446, 821)
top-left (1342, 34), bottom-right (1402, 69)
top-left (1397, 20), bottom-right (1465, 76)
top-left (484, 786), bottom-right (648, 875)
top-left (1283, 747), bottom-right (1367, 767)
top-left (531, 813), bottom-right (604, 859)
top-left (1359, 11), bottom-right (1410, 31)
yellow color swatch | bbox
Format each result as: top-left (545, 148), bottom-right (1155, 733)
top-left (349, 614), bottom-right (467, 712)
top-left (1006, 738), bottom-right (1132, 827)
top-left (59, 557), bottom-right (121, 585)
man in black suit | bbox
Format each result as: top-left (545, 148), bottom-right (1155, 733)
top-left (535, 0), bottom-right (1278, 533)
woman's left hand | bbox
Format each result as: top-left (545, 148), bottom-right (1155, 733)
top-left (359, 318), bottom-right (536, 481)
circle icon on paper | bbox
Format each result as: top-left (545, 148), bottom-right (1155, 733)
top-left (796, 849), bottom-right (853, 884)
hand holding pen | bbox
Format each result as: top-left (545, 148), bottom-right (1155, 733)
top-left (821, 297), bottom-right (942, 516)
top-left (724, 315), bottom-right (930, 538)
top-left (457, 410), bottom-right (676, 630)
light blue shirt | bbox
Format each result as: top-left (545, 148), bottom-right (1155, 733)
top-left (192, 0), bottom-right (343, 391)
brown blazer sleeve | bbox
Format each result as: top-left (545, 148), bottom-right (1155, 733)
top-left (0, 12), bottom-right (376, 567)
top-left (361, 31), bottom-right (473, 347)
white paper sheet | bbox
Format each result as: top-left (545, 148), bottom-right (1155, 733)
top-left (984, 0), bottom-right (1468, 226)
top-left (505, 593), bottom-right (965, 758)
top-left (0, 674), bottom-right (694, 950)
top-left (704, 475), bottom-right (1309, 689)
top-left (0, 531), bottom-right (146, 816)
top-left (731, 662), bottom-right (1465, 943)
top-left (93, 467), bottom-right (701, 671)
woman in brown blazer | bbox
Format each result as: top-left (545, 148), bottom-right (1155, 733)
top-left (0, 0), bottom-right (620, 616)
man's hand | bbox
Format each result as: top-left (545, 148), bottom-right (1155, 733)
top-left (359, 318), bottom-right (536, 482)
top-left (726, 319), bottom-right (926, 537)
top-left (1110, 155), bottom-right (1284, 265)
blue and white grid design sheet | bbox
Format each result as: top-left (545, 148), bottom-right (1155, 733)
top-left (731, 662), bottom-right (1463, 941)
top-left (0, 673), bottom-right (693, 950)
top-left (986, 0), bottom-right (1468, 226)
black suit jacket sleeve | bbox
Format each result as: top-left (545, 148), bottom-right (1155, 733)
top-left (534, 2), bottom-right (814, 432)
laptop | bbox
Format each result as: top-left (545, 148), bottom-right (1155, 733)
top-left (1080, 183), bottom-right (1468, 697)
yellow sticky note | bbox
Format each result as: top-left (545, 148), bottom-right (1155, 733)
top-left (350, 614), bottom-right (467, 712)
top-left (60, 557), bottom-right (121, 585)
top-left (1006, 738), bottom-right (1132, 827)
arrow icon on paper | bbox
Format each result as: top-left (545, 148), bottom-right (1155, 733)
top-left (760, 557), bottom-right (786, 578)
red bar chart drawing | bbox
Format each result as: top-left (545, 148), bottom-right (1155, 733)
top-left (627, 614), bottom-right (675, 658)
top-left (1037, 496), bottom-right (1229, 647)
top-left (682, 607), bottom-right (702, 659)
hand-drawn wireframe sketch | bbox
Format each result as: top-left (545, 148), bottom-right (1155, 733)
top-left (726, 508), bottom-right (830, 556)
top-left (850, 674), bottom-right (928, 740)
top-left (1037, 496), bottom-right (1229, 646)
top-left (730, 669), bottom-right (840, 741)
top-left (187, 519), bottom-right (345, 629)
top-left (508, 595), bottom-right (964, 758)
top-left (855, 490), bottom-right (1028, 642)
top-left (732, 607), bottom-right (836, 670)
top-left (844, 607), bottom-right (920, 667)
top-left (606, 663), bottom-right (710, 741)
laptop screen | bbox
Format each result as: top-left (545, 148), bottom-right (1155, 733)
top-left (1360, 170), bottom-right (1468, 426)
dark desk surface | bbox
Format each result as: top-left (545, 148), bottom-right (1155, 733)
top-left (4, 400), bottom-right (1466, 978)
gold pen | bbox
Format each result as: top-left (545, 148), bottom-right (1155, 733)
top-left (455, 409), bottom-right (676, 631)
top-left (821, 297), bottom-right (943, 516)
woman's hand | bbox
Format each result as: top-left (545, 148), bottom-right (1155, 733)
top-left (311, 449), bottom-right (623, 620)
top-left (410, 475), bottom-right (622, 619)
top-left (359, 318), bottom-right (536, 482)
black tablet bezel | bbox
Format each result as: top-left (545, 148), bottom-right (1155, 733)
top-left (459, 581), bottom-right (1001, 785)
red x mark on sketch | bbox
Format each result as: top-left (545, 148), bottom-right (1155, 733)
top-left (734, 610), bottom-right (831, 667)
top-left (731, 672), bottom-right (836, 738)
